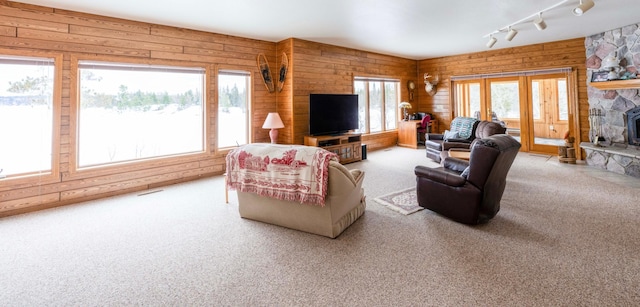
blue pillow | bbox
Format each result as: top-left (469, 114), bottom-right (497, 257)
top-left (461, 166), bottom-right (470, 179)
top-left (443, 130), bottom-right (459, 141)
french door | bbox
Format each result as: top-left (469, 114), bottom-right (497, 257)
top-left (453, 72), bottom-right (574, 154)
top-left (526, 74), bottom-right (570, 153)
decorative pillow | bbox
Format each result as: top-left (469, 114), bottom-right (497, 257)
top-left (443, 130), bottom-right (459, 141)
top-left (461, 166), bottom-right (470, 179)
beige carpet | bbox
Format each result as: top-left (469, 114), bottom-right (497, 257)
top-left (1, 146), bottom-right (639, 306)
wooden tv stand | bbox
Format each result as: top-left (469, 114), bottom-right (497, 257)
top-left (304, 133), bottom-right (362, 164)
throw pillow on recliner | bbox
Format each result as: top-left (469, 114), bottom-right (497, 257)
top-left (443, 130), bottom-right (459, 141)
top-left (460, 166), bottom-right (470, 179)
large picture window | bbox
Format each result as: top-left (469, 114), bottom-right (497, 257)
top-left (354, 78), bottom-right (399, 134)
top-left (0, 56), bottom-right (55, 177)
top-left (77, 61), bottom-right (205, 167)
top-left (217, 70), bottom-right (251, 148)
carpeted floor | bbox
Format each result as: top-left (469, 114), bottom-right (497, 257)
top-left (1, 146), bottom-right (639, 306)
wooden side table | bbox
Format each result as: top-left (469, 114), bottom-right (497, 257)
top-left (448, 150), bottom-right (470, 160)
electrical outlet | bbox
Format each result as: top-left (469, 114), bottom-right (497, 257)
top-left (549, 125), bottom-right (554, 131)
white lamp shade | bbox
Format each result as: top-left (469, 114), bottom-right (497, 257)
top-left (262, 112), bottom-right (284, 129)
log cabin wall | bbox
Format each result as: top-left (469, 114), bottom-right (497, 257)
top-left (0, 1), bottom-right (276, 216)
top-left (288, 38), bottom-right (417, 149)
top-left (0, 2), bottom-right (418, 217)
top-left (275, 38), bottom-right (294, 144)
top-left (417, 38), bottom-right (588, 147)
top-left (0, 1), bottom-right (591, 217)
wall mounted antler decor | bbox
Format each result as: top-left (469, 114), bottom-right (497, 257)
top-left (424, 73), bottom-right (439, 96)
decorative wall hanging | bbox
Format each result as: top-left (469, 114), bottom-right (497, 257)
top-left (407, 80), bottom-right (416, 101)
top-left (277, 52), bottom-right (288, 92)
top-left (424, 73), bottom-right (439, 96)
top-left (257, 53), bottom-right (275, 93)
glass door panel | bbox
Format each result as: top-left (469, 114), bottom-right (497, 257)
top-left (454, 81), bottom-right (481, 118)
top-left (488, 79), bottom-right (520, 140)
top-left (528, 75), bottom-right (569, 152)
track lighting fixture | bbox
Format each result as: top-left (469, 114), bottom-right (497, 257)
top-left (486, 35), bottom-right (497, 48)
top-left (505, 27), bottom-right (518, 41)
top-left (533, 13), bottom-right (547, 31)
top-left (573, 0), bottom-right (594, 16)
top-left (482, 0), bottom-right (596, 48)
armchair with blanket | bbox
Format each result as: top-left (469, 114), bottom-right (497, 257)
top-left (414, 134), bottom-right (521, 224)
top-left (440, 120), bottom-right (507, 162)
top-left (425, 116), bottom-right (479, 163)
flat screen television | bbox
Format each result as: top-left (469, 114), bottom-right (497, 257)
top-left (309, 94), bottom-right (359, 136)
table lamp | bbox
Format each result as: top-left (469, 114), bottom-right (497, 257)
top-left (398, 102), bottom-right (412, 121)
top-left (262, 112), bottom-right (284, 143)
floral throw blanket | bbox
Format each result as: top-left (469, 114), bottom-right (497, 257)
top-left (226, 144), bottom-right (338, 206)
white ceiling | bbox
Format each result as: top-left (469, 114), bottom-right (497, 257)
top-left (13, 0), bottom-right (640, 60)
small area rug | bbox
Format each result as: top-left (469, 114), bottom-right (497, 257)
top-left (373, 187), bottom-right (423, 215)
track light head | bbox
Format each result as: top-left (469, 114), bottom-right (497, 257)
top-left (573, 0), bottom-right (594, 16)
top-left (483, 0), bottom-right (596, 48)
top-left (533, 14), bottom-right (547, 31)
top-left (505, 27), bottom-right (518, 41)
top-left (486, 36), bottom-right (497, 48)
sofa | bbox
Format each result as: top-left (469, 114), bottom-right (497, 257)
top-left (227, 144), bottom-right (366, 238)
top-left (425, 117), bottom-right (479, 163)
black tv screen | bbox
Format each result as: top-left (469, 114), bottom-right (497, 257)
top-left (309, 94), bottom-right (359, 136)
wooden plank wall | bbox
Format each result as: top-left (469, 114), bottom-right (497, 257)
top-left (275, 38), bottom-right (294, 144)
top-left (417, 38), bottom-right (588, 148)
top-left (0, 1), bottom-right (420, 217)
top-left (0, 1), bottom-right (276, 216)
top-left (0, 1), bottom-right (591, 217)
top-left (288, 38), bottom-right (417, 150)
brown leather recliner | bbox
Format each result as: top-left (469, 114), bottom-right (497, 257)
top-left (414, 134), bottom-right (521, 224)
top-left (440, 120), bottom-right (507, 162)
top-left (425, 117), bottom-right (479, 163)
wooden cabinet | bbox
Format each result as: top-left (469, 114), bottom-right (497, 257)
top-left (397, 119), bottom-right (438, 149)
top-left (304, 134), bottom-right (362, 164)
top-left (398, 120), bottom-right (420, 149)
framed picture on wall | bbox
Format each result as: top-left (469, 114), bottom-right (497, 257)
top-left (590, 70), bottom-right (609, 82)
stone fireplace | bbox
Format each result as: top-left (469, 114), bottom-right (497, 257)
top-left (582, 23), bottom-right (640, 178)
top-left (627, 105), bottom-right (640, 146)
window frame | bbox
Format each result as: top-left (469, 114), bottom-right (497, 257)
top-left (0, 48), bottom-right (62, 185)
top-left (354, 77), bottom-right (401, 134)
top-left (216, 68), bottom-right (253, 150)
top-left (69, 55), bottom-right (212, 177)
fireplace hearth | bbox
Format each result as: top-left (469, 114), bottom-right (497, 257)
top-left (626, 106), bottom-right (640, 146)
